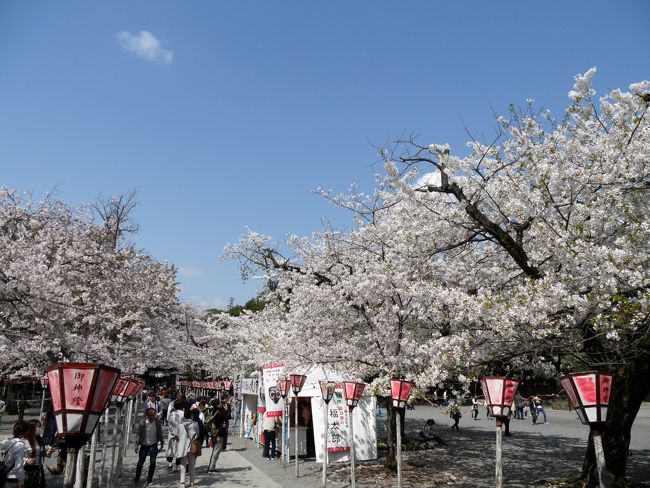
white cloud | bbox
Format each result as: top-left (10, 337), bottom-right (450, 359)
top-left (414, 171), bottom-right (441, 188)
top-left (189, 296), bottom-right (228, 310)
top-left (178, 265), bottom-right (204, 278)
top-left (116, 30), bottom-right (173, 66)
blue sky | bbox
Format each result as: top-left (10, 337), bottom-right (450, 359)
top-left (1, 1), bottom-right (649, 309)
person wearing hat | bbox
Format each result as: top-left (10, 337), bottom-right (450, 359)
top-left (144, 390), bottom-right (163, 419)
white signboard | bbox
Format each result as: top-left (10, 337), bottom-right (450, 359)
top-left (240, 378), bottom-right (258, 395)
top-left (262, 362), bottom-right (285, 418)
top-left (327, 386), bottom-right (351, 452)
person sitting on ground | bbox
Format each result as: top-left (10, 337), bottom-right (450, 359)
top-left (419, 419), bottom-right (446, 445)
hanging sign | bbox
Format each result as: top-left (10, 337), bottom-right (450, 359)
top-left (327, 385), bottom-right (351, 452)
top-left (261, 363), bottom-right (285, 418)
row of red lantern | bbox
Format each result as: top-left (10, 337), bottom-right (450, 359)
top-left (276, 374), bottom-right (368, 409)
top-left (177, 379), bottom-right (233, 390)
top-left (388, 371), bottom-right (612, 427)
top-left (44, 362), bottom-right (146, 450)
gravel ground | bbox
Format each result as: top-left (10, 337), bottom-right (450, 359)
top-left (231, 404), bottom-right (650, 487)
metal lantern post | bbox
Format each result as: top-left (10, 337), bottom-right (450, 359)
top-left (115, 378), bottom-right (144, 481)
top-left (561, 371), bottom-right (613, 488)
top-left (278, 377), bottom-right (292, 467)
top-left (480, 376), bottom-right (520, 488)
top-left (39, 376), bottom-right (49, 417)
top-left (342, 381), bottom-right (366, 488)
top-left (289, 374), bottom-right (307, 478)
top-left (47, 362), bottom-right (121, 488)
top-left (319, 380), bottom-right (337, 487)
top-left (390, 379), bottom-right (416, 488)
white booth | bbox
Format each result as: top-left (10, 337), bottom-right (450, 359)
top-left (238, 377), bottom-right (259, 439)
top-left (295, 366), bottom-right (377, 462)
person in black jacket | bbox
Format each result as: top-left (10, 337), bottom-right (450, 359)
top-left (134, 408), bottom-right (164, 485)
top-left (206, 399), bottom-right (229, 472)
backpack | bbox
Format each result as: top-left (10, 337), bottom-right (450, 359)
top-left (0, 440), bottom-right (16, 487)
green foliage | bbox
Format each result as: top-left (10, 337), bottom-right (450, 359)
top-left (205, 297), bottom-right (266, 318)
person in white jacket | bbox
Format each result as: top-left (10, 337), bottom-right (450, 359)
top-left (1, 421), bottom-right (31, 488)
top-left (168, 404), bottom-right (198, 487)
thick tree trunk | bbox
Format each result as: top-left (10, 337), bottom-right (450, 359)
top-left (580, 355), bottom-right (650, 486)
top-left (384, 399), bottom-right (397, 473)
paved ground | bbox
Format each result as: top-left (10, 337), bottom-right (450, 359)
top-left (2, 403), bottom-right (649, 487)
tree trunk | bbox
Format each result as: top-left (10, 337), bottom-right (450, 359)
top-left (580, 355), bottom-right (650, 486)
top-left (384, 398), bottom-right (397, 473)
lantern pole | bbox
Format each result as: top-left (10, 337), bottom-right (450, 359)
top-left (396, 411), bottom-right (403, 488)
top-left (86, 422), bottom-right (99, 488)
top-left (480, 376), bottom-right (520, 488)
top-left (294, 390), bottom-right (299, 478)
top-left (495, 417), bottom-right (503, 488)
top-left (322, 396), bottom-right (328, 487)
top-left (319, 380), bottom-right (336, 488)
top-left (349, 405), bottom-right (357, 488)
top-left (592, 430), bottom-right (608, 488)
top-left (74, 444), bottom-right (86, 488)
top-left (122, 398), bottom-right (133, 457)
top-left (39, 380), bottom-right (48, 418)
top-left (63, 449), bottom-right (78, 488)
top-left (97, 407), bottom-right (110, 488)
top-left (107, 405), bottom-right (122, 488)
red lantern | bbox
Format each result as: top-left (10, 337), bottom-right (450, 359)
top-left (40, 376), bottom-right (49, 389)
top-left (47, 362), bottom-right (120, 449)
top-left (278, 377), bottom-right (292, 399)
top-left (319, 380), bottom-right (337, 404)
top-left (480, 376), bottom-right (520, 418)
top-left (125, 378), bottom-right (144, 401)
top-left (343, 381), bottom-right (366, 409)
top-left (110, 376), bottom-right (131, 405)
top-left (289, 374), bottom-right (307, 395)
top-left (390, 378), bottom-right (415, 409)
top-left (561, 371), bottom-right (612, 426)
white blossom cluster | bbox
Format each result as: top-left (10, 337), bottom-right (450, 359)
top-left (0, 190), bottom-right (211, 379)
top-left (221, 71), bottom-right (649, 394)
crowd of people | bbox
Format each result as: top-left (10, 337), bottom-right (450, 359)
top-left (134, 388), bottom-right (233, 487)
top-left (0, 386), bottom-right (234, 488)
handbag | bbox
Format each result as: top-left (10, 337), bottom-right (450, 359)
top-left (189, 441), bottom-right (200, 456)
top-left (165, 438), bottom-right (175, 462)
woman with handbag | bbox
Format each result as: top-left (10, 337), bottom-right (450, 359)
top-left (23, 421), bottom-right (45, 488)
top-left (170, 408), bottom-right (198, 488)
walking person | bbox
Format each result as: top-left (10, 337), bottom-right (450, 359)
top-left (261, 411), bottom-right (278, 460)
top-left (450, 403), bottom-right (462, 431)
top-left (184, 409), bottom-right (202, 487)
top-left (1, 420), bottom-right (31, 488)
top-left (134, 407), bottom-right (164, 486)
top-left (23, 421), bottom-right (45, 488)
top-left (471, 397), bottom-right (479, 420)
top-left (532, 395), bottom-right (548, 424)
top-left (166, 399), bottom-right (185, 473)
top-left (206, 398), bottom-right (229, 473)
top-left (144, 390), bottom-right (163, 420)
top-left (219, 395), bottom-right (232, 451)
top-left (514, 393), bottom-right (525, 420)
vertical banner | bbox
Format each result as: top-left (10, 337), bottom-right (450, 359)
top-left (261, 363), bottom-right (285, 417)
top-left (327, 385), bottom-right (351, 452)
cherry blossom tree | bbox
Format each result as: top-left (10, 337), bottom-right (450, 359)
top-left (0, 189), bottom-right (210, 380)
top-left (225, 69), bottom-right (649, 484)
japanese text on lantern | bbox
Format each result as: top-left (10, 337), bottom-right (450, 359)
top-left (63, 368), bottom-right (94, 410)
